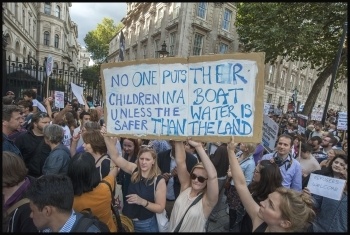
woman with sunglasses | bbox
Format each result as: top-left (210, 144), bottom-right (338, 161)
top-left (228, 136), bottom-right (315, 232)
top-left (168, 139), bottom-right (218, 232)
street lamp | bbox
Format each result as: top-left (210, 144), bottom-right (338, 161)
top-left (157, 41), bottom-right (169, 58)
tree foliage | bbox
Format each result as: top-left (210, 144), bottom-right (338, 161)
top-left (84, 17), bottom-right (124, 64)
top-left (235, 3), bottom-right (347, 116)
top-left (80, 64), bottom-right (100, 87)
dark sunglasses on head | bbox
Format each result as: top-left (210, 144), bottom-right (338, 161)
top-left (190, 173), bottom-right (208, 183)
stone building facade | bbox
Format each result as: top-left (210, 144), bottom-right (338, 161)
top-left (3, 2), bottom-right (89, 72)
top-left (107, 2), bottom-right (347, 112)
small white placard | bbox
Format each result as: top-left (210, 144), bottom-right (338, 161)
top-left (307, 173), bottom-right (346, 200)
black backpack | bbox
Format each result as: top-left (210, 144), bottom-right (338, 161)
top-left (71, 209), bottom-right (110, 232)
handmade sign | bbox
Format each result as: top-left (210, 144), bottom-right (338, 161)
top-left (262, 114), bottom-right (279, 152)
top-left (101, 53), bottom-right (265, 142)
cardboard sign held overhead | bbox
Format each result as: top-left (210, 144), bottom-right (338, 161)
top-left (100, 53), bottom-right (265, 142)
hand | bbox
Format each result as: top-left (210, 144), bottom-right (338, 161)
top-left (171, 167), bottom-right (177, 177)
top-left (126, 194), bottom-right (143, 205)
top-left (44, 97), bottom-right (51, 106)
top-left (187, 138), bottom-right (202, 148)
top-left (227, 136), bottom-right (237, 151)
top-left (64, 103), bottom-right (72, 111)
top-left (162, 172), bottom-right (172, 182)
top-left (104, 136), bottom-right (119, 147)
top-left (72, 133), bottom-right (80, 142)
top-left (303, 187), bottom-right (311, 196)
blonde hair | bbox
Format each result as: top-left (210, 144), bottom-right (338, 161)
top-left (242, 142), bottom-right (257, 155)
top-left (275, 187), bottom-right (315, 232)
top-left (131, 148), bottom-right (161, 184)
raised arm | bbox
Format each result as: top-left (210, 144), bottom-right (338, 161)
top-left (52, 103), bottom-right (72, 124)
top-left (188, 138), bottom-right (218, 216)
top-left (174, 141), bottom-right (191, 192)
top-left (43, 97), bottom-right (53, 119)
top-left (101, 127), bottom-right (136, 175)
top-left (227, 137), bottom-right (261, 230)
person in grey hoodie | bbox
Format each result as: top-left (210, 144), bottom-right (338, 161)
top-left (42, 124), bottom-right (71, 175)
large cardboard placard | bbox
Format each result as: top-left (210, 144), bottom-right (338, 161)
top-left (100, 53), bottom-right (265, 142)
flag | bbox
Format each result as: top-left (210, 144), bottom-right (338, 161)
top-left (119, 30), bottom-right (125, 61)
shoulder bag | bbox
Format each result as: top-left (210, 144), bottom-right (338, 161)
top-left (173, 192), bottom-right (203, 232)
top-left (153, 176), bottom-right (169, 232)
top-left (101, 180), bottom-right (134, 232)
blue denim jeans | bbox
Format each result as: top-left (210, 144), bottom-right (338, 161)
top-left (133, 215), bottom-right (158, 232)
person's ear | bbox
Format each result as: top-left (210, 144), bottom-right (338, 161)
top-left (280, 219), bottom-right (291, 229)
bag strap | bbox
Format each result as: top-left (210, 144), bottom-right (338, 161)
top-left (71, 214), bottom-right (93, 232)
top-left (95, 153), bottom-right (108, 165)
top-left (6, 198), bottom-right (30, 215)
top-left (173, 192), bottom-right (203, 232)
top-left (101, 180), bottom-right (124, 232)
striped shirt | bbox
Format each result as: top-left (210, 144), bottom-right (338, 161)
top-left (41, 210), bottom-right (77, 232)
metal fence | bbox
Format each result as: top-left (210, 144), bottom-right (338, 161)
top-left (4, 56), bottom-right (103, 105)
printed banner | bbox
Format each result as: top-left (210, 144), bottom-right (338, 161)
top-left (262, 115), bottom-right (279, 152)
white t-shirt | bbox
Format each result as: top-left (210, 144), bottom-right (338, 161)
top-left (61, 125), bottom-right (72, 150)
top-left (32, 99), bottom-right (47, 113)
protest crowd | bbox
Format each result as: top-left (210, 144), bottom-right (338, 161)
top-left (2, 88), bottom-right (348, 233)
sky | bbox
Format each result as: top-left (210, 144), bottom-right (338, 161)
top-left (70, 3), bottom-right (127, 48)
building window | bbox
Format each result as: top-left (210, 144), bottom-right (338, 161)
top-left (22, 9), bottom-right (25, 27)
top-left (154, 39), bottom-right (160, 58)
top-left (44, 3), bottom-right (51, 15)
top-left (267, 93), bottom-right (273, 103)
top-left (145, 17), bottom-right (150, 34)
top-left (54, 34), bottom-right (59, 48)
top-left (278, 96), bottom-right (283, 105)
top-left (157, 8), bottom-right (163, 28)
top-left (269, 65), bottom-right (274, 81)
top-left (29, 18), bottom-right (31, 36)
top-left (280, 70), bottom-right (286, 88)
top-left (169, 32), bottom-right (176, 56)
top-left (173, 3), bottom-right (180, 19)
top-left (290, 74), bottom-right (296, 90)
top-left (143, 45), bottom-right (147, 59)
top-left (193, 33), bottom-right (204, 56)
top-left (134, 49), bottom-right (137, 60)
top-left (44, 31), bottom-right (50, 46)
top-left (55, 5), bottom-right (61, 18)
top-left (197, 2), bottom-right (207, 19)
top-left (219, 43), bottom-right (228, 54)
top-left (222, 9), bottom-right (232, 31)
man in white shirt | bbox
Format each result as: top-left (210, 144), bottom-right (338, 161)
top-left (23, 89), bottom-right (47, 113)
top-left (72, 111), bottom-right (91, 150)
top-left (296, 142), bottom-right (320, 180)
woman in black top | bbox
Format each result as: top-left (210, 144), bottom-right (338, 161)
top-left (103, 132), bottom-right (166, 233)
top-left (228, 137), bottom-right (315, 232)
top-left (240, 160), bottom-right (282, 232)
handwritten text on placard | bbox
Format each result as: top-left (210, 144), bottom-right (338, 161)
top-left (102, 57), bottom-right (261, 140)
top-left (307, 173), bottom-right (346, 201)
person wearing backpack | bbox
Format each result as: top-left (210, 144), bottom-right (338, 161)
top-left (25, 174), bottom-right (106, 232)
top-left (2, 151), bottom-right (37, 232)
top-left (68, 150), bottom-right (119, 232)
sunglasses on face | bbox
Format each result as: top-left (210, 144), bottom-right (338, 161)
top-left (190, 173), bottom-right (208, 183)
